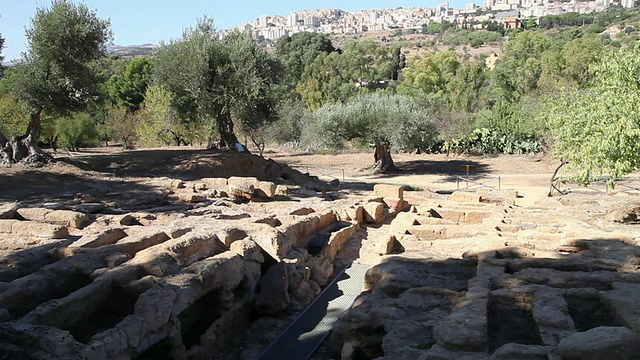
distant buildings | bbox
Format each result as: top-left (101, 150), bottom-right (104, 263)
top-left (235, 0), bottom-right (633, 43)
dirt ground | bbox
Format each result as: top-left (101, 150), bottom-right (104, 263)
top-left (269, 149), bottom-right (560, 206)
top-left (1, 146), bottom-right (638, 208)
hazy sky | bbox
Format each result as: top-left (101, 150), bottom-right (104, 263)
top-left (0, 0), bottom-right (476, 61)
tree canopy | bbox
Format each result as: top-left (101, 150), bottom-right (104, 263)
top-left (154, 18), bottom-right (282, 148)
top-left (106, 57), bottom-right (153, 112)
top-left (545, 44), bottom-right (640, 185)
top-left (1, 0), bottom-right (111, 164)
top-left (306, 93), bottom-right (438, 173)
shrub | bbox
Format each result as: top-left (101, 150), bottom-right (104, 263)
top-left (56, 112), bottom-right (99, 151)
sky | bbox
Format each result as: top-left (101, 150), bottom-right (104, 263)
top-left (0, 0), bottom-right (475, 62)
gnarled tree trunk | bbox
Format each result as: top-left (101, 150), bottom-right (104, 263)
top-left (216, 113), bottom-right (239, 149)
top-left (0, 109), bottom-right (51, 166)
top-left (373, 140), bottom-right (396, 174)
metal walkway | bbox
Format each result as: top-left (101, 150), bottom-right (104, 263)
top-left (257, 263), bottom-right (370, 360)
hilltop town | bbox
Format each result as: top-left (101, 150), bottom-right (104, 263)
top-left (224, 0), bottom-right (634, 42)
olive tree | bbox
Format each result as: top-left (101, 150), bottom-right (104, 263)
top-left (1, 0), bottom-right (110, 164)
top-left (153, 18), bottom-right (282, 149)
top-left (305, 93), bottom-right (439, 174)
top-left (545, 44), bottom-right (640, 189)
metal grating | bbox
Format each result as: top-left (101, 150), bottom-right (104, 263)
top-left (257, 263), bottom-right (370, 360)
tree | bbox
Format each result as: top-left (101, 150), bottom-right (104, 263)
top-left (305, 93), bottom-right (438, 174)
top-left (136, 85), bottom-right (195, 146)
top-left (544, 45), bottom-right (640, 187)
top-left (106, 57), bottom-right (153, 112)
top-left (397, 50), bottom-right (460, 96)
top-left (275, 32), bottom-right (335, 98)
top-left (1, 0), bottom-right (110, 164)
top-left (56, 112), bottom-right (99, 151)
top-left (490, 31), bottom-right (550, 102)
top-left (0, 32), bottom-right (5, 78)
top-left (297, 40), bottom-right (395, 110)
top-left (103, 106), bottom-right (138, 149)
top-left (154, 19), bottom-right (282, 149)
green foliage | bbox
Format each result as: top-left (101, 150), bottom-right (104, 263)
top-left (275, 32), bottom-right (335, 98)
top-left (154, 19), bottom-right (282, 147)
top-left (0, 32), bottom-right (4, 78)
top-left (538, 12), bottom-right (595, 29)
top-left (106, 57), bottom-right (153, 112)
top-left (0, 95), bottom-right (29, 137)
top-left (422, 21), bottom-right (452, 35)
top-left (544, 44), bottom-right (640, 185)
top-left (397, 50), bottom-right (460, 96)
top-left (491, 31), bottom-right (551, 102)
top-left (11, 0), bottom-right (111, 114)
top-left (56, 112), bottom-right (99, 151)
top-left (137, 85), bottom-right (197, 146)
top-left (296, 40), bottom-right (395, 109)
top-left (302, 93), bottom-right (438, 153)
top-left (264, 99), bottom-right (306, 144)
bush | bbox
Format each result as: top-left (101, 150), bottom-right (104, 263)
top-left (442, 127), bottom-right (541, 155)
top-left (301, 93), bottom-right (439, 153)
top-left (264, 99), bottom-right (306, 144)
top-left (56, 112), bottom-right (99, 151)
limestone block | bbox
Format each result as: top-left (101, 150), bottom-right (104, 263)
top-left (601, 282), bottom-right (640, 332)
top-left (374, 184), bottom-right (404, 198)
top-left (115, 214), bottom-right (138, 226)
top-left (215, 226), bottom-right (248, 247)
top-left (364, 202), bottom-right (384, 224)
top-left (177, 191), bottom-right (207, 203)
top-left (15, 207), bottom-right (49, 222)
top-left (433, 278), bottom-right (489, 351)
top-left (275, 185), bottom-right (289, 195)
top-left (407, 225), bottom-right (448, 240)
top-left (230, 239), bottom-right (264, 263)
top-left (70, 228), bottom-right (128, 248)
top-left (340, 206), bottom-right (364, 224)
top-left (278, 209), bottom-right (337, 248)
top-left (489, 344), bottom-right (553, 360)
top-left (556, 326), bottom-right (640, 360)
top-left (451, 191), bottom-right (482, 203)
top-left (0, 203), bottom-right (18, 219)
top-left (44, 210), bottom-right (90, 229)
top-left (257, 181), bottom-right (276, 198)
top-left (531, 289), bottom-right (576, 346)
top-left (249, 226), bottom-right (287, 260)
top-left (1, 219), bottom-right (69, 239)
top-left (383, 197), bottom-right (405, 212)
top-left (389, 212), bottom-right (419, 240)
top-left (200, 177), bottom-right (229, 190)
top-left (170, 179), bottom-right (185, 189)
top-left (325, 222), bottom-right (358, 261)
top-left (374, 235), bottom-right (396, 255)
top-left (228, 176), bottom-right (259, 199)
top-left (193, 182), bottom-right (208, 190)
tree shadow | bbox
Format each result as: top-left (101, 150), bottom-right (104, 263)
top-left (0, 169), bottom-right (169, 209)
top-left (393, 159), bottom-right (491, 181)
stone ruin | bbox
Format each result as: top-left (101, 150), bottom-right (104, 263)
top-left (330, 189), bottom-right (640, 360)
top-left (0, 177), bottom-right (406, 359)
top-left (0, 172), bottom-right (639, 360)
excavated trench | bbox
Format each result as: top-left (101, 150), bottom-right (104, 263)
top-left (487, 291), bottom-right (543, 353)
top-left (564, 294), bottom-right (616, 332)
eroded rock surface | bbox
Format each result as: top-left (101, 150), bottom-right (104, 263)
top-left (329, 191), bottom-right (640, 360)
